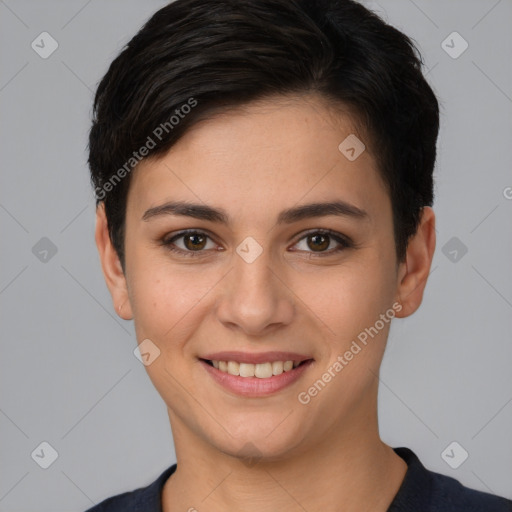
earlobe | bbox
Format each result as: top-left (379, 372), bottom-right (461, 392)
top-left (94, 202), bottom-right (134, 320)
top-left (395, 207), bottom-right (436, 318)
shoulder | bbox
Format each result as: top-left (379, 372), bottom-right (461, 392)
top-left (82, 463), bottom-right (177, 512)
top-left (391, 447), bottom-right (512, 512)
top-left (84, 489), bottom-right (142, 512)
top-left (429, 470), bottom-right (512, 511)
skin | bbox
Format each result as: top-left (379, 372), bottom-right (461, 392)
top-left (95, 93), bottom-right (436, 512)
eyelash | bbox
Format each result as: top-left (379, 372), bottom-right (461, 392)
top-left (160, 229), bottom-right (354, 258)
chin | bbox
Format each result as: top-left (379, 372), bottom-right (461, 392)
top-left (210, 426), bottom-right (306, 465)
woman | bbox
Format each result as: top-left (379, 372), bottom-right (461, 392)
top-left (86, 0), bottom-right (512, 510)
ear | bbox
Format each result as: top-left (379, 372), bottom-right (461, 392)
top-left (394, 206), bottom-right (436, 318)
top-left (95, 202), bottom-right (133, 320)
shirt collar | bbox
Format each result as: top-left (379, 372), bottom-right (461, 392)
top-left (387, 446), bottom-right (433, 510)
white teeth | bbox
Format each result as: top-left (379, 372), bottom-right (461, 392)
top-left (254, 362), bottom-right (273, 378)
top-left (272, 361), bottom-right (284, 375)
top-left (227, 361), bottom-right (240, 376)
top-left (239, 363), bottom-right (255, 377)
top-left (210, 359), bottom-right (304, 378)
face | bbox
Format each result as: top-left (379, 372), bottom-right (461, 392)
top-left (96, 93), bottom-right (434, 462)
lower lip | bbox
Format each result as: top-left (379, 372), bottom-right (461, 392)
top-left (200, 359), bottom-right (314, 397)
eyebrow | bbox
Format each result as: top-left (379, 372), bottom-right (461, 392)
top-left (142, 200), bottom-right (369, 225)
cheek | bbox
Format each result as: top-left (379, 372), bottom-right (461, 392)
top-left (294, 258), bottom-right (394, 341)
top-left (131, 278), bottom-right (193, 340)
top-left (127, 249), bottom-right (216, 343)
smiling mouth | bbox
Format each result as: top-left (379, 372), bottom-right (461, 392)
top-left (200, 358), bottom-right (313, 378)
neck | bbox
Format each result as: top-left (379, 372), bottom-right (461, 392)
top-left (162, 401), bottom-right (407, 512)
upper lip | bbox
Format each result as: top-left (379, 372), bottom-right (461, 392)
top-left (200, 351), bottom-right (313, 364)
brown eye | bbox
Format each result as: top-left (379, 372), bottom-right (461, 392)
top-left (307, 233), bottom-right (330, 252)
top-left (183, 233), bottom-right (207, 251)
top-left (161, 228), bottom-right (352, 259)
top-left (161, 230), bottom-right (216, 257)
top-left (291, 229), bottom-right (352, 256)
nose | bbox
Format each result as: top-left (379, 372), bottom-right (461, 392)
top-left (215, 245), bottom-right (295, 337)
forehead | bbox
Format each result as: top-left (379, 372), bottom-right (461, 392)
top-left (127, 94), bottom-right (389, 224)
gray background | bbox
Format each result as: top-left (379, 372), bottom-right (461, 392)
top-left (1, 0), bottom-right (511, 510)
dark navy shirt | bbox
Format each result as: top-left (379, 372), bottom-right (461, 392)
top-left (84, 447), bottom-right (512, 511)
